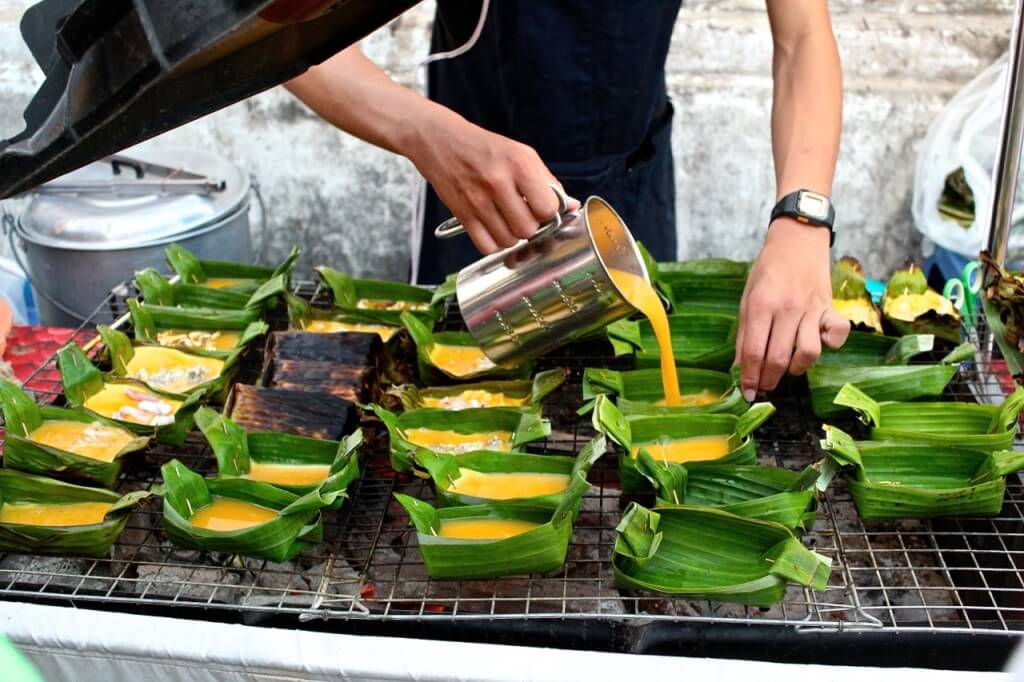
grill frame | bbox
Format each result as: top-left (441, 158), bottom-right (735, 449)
top-left (0, 280), bottom-right (1022, 641)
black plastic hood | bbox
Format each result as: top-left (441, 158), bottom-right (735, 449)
top-left (0, 0), bottom-right (421, 198)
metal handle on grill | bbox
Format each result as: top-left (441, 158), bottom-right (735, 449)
top-left (434, 184), bottom-right (571, 241)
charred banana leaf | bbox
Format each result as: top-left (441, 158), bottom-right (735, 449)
top-left (228, 385), bottom-right (357, 440)
top-left (268, 329), bottom-right (381, 365)
top-left (266, 360), bottom-right (376, 403)
top-left (831, 256), bottom-right (883, 333)
top-left (881, 261), bottom-right (960, 343)
top-left (981, 251), bottom-right (1024, 378)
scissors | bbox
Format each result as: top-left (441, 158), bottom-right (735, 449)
top-left (942, 260), bottom-right (981, 327)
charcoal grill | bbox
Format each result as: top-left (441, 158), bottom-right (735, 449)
top-left (0, 278), bottom-right (1020, 672)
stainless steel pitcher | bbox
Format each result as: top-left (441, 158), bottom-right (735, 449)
top-left (434, 185), bottom-right (650, 367)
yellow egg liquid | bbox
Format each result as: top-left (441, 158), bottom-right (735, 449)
top-left (302, 319), bottom-right (398, 342)
top-left (420, 390), bottom-right (527, 410)
top-left (28, 420), bottom-right (135, 462)
top-left (124, 346), bottom-right (225, 394)
top-left (0, 501), bottom-right (113, 527)
top-left (652, 390), bottom-right (721, 407)
top-left (355, 298), bottom-right (430, 312)
top-left (189, 497), bottom-right (278, 532)
top-left (428, 344), bottom-right (496, 377)
top-left (631, 434), bottom-right (732, 463)
top-left (203, 278), bottom-right (250, 289)
top-left (243, 461), bottom-right (332, 487)
top-left (404, 428), bottom-right (513, 454)
top-left (437, 517), bottom-right (540, 540)
top-left (84, 384), bottom-right (182, 426)
top-left (445, 469), bottom-right (571, 500)
top-left (156, 329), bottom-right (241, 352)
top-left (607, 269), bottom-right (681, 406)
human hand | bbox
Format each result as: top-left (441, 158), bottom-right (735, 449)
top-left (735, 218), bottom-right (850, 400)
top-left (403, 106), bottom-right (578, 254)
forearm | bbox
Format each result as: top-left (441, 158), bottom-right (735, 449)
top-left (284, 46), bottom-right (454, 158)
top-left (769, 31), bottom-right (842, 200)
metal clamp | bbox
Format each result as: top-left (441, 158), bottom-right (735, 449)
top-left (434, 183), bottom-right (572, 241)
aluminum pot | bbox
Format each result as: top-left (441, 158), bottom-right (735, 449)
top-left (7, 145), bottom-right (259, 326)
top-left (435, 186), bottom-right (649, 366)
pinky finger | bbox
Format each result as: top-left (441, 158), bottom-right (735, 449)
top-left (820, 308), bottom-right (852, 349)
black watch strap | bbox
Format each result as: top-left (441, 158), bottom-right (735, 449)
top-left (770, 190), bottom-right (835, 247)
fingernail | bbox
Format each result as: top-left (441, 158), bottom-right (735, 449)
top-left (742, 389), bottom-right (756, 402)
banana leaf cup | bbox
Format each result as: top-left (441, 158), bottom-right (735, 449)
top-left (195, 407), bottom-right (362, 501)
top-left (832, 256), bottom-right (883, 333)
top-left (834, 383), bottom-right (1024, 452)
top-left (387, 368), bottom-right (568, 411)
top-left (99, 325), bottom-right (245, 403)
top-left (633, 453), bottom-right (820, 531)
top-left (613, 502), bottom-right (831, 606)
top-left (368, 404), bottom-right (551, 473)
top-left (128, 298), bottom-right (268, 358)
top-left (393, 472), bottom-right (590, 580)
top-left (165, 243), bottom-right (299, 295)
top-left (0, 380), bottom-right (150, 488)
top-left (807, 341), bottom-right (975, 418)
top-left (316, 266), bottom-right (441, 326)
top-left (881, 261), bottom-right (961, 343)
top-left (580, 365), bottom-right (746, 416)
top-left (980, 251), bottom-right (1024, 377)
top-left (58, 344), bottom-right (203, 446)
top-left (135, 268), bottom-right (253, 310)
top-left (607, 312), bottom-right (737, 371)
top-left (413, 435), bottom-right (605, 509)
top-left (158, 458), bottom-right (351, 562)
top-left (650, 257), bottom-right (749, 315)
top-left (591, 395), bottom-right (774, 493)
top-left (279, 288), bottom-right (405, 344)
top-left (820, 425), bottom-right (1024, 519)
top-left (401, 312), bottom-right (533, 383)
top-left (816, 330), bottom-right (933, 368)
top-left (0, 469), bottom-right (150, 556)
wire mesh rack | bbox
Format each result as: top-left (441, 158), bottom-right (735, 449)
top-left (0, 280), bottom-right (1023, 636)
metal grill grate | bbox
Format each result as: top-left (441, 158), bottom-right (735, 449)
top-left (0, 281), bottom-right (1022, 635)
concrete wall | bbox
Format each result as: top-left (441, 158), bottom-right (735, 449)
top-left (0, 1), bottom-right (1015, 281)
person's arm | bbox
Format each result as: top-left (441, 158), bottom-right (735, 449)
top-left (285, 46), bottom-right (565, 254)
top-left (735, 1), bottom-right (850, 400)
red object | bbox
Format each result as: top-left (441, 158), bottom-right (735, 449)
top-left (4, 325), bottom-right (95, 398)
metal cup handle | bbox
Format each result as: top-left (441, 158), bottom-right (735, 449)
top-left (434, 183), bottom-right (571, 241)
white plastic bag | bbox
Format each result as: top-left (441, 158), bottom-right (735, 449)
top-left (912, 53), bottom-right (1024, 258)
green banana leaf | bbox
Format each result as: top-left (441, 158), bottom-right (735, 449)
top-left (834, 383), bottom-right (1024, 452)
top-left (613, 503), bottom-right (832, 606)
top-left (387, 368), bottom-right (568, 411)
top-left (881, 261), bottom-right (961, 343)
top-left (0, 380), bottom-right (150, 488)
top-left (280, 290), bottom-right (403, 342)
top-left (99, 325), bottom-right (244, 403)
top-left (158, 458), bottom-right (351, 562)
top-left (820, 425), bottom-right (1024, 519)
top-left (165, 244), bottom-right (299, 293)
top-left (806, 342), bottom-right (975, 418)
top-left (0, 469), bottom-right (150, 556)
top-left (414, 435), bottom-right (605, 508)
top-left (401, 311), bottom-right (533, 383)
top-left (607, 312), bottom-right (737, 371)
top-left (316, 266), bottom-right (441, 326)
top-left (58, 343), bottom-right (203, 446)
top-left (980, 251), bottom-right (1024, 378)
top-left (591, 395), bottom-right (773, 493)
top-left (650, 257), bottom-right (749, 315)
top-left (128, 299), bottom-right (268, 358)
top-left (367, 404), bottom-right (550, 473)
top-left (816, 331), bottom-right (934, 368)
top-left (982, 296), bottom-right (1024, 380)
top-left (195, 407), bottom-right (362, 500)
top-left (134, 268), bottom-right (252, 310)
top-left (394, 472), bottom-right (589, 579)
top-left (633, 453), bottom-right (820, 531)
top-left (579, 365), bottom-right (746, 416)
top-left (430, 273), bottom-right (458, 307)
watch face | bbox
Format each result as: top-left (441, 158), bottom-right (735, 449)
top-left (797, 191), bottom-right (830, 220)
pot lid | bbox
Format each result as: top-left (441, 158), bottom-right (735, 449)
top-left (0, 0), bottom-right (420, 199)
top-left (18, 144), bottom-right (250, 250)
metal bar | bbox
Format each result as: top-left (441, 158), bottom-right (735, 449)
top-left (986, 0), bottom-right (1024, 264)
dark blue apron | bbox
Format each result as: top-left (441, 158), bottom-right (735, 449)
top-left (416, 0), bottom-right (682, 283)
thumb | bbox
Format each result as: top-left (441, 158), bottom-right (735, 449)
top-left (819, 308), bottom-right (851, 349)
